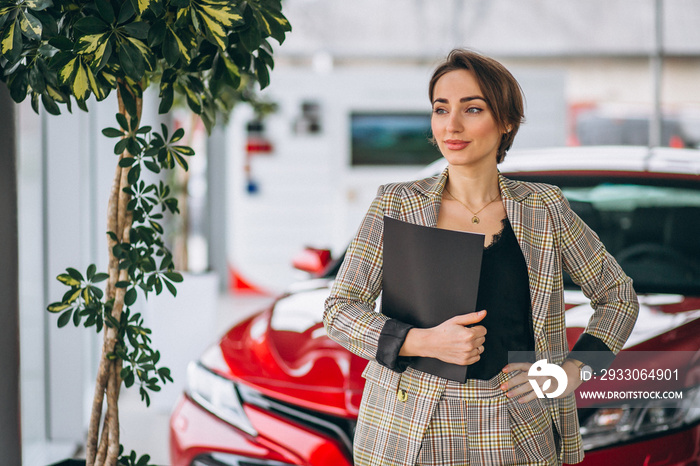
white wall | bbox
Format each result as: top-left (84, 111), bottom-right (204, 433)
top-left (226, 65), bottom-right (566, 292)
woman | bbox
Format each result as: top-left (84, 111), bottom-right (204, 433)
top-left (324, 49), bottom-right (638, 465)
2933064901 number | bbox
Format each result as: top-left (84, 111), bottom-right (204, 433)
top-left (598, 368), bottom-right (679, 381)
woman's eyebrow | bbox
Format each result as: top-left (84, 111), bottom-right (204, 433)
top-left (432, 96), bottom-right (487, 105)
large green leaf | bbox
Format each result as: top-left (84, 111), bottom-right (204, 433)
top-left (19, 10), bottom-right (41, 40)
top-left (74, 16), bottom-right (110, 35)
top-left (8, 68), bottom-right (29, 102)
top-left (191, 0), bottom-right (243, 51)
top-left (95, 0), bottom-right (115, 24)
top-left (24, 0), bottom-right (53, 11)
top-left (146, 20), bottom-right (165, 47)
top-left (58, 56), bottom-right (91, 102)
top-left (118, 38), bottom-right (145, 80)
top-left (123, 21), bottom-right (149, 40)
top-left (135, 0), bottom-right (153, 14)
top-left (28, 62), bottom-right (45, 93)
top-left (260, 7), bottom-right (291, 44)
top-left (158, 82), bottom-right (173, 114)
top-left (75, 32), bottom-right (109, 55)
top-left (162, 27), bottom-right (188, 65)
top-left (117, 1), bottom-right (135, 24)
top-left (126, 37), bottom-right (154, 71)
top-left (40, 92), bottom-right (60, 114)
top-left (254, 55), bottom-right (269, 89)
top-left (1, 20), bottom-right (22, 61)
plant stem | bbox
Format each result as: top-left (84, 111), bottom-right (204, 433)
top-left (88, 82), bottom-right (143, 466)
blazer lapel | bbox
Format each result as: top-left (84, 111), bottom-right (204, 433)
top-left (408, 167), bottom-right (448, 227)
top-left (499, 175), bottom-right (555, 341)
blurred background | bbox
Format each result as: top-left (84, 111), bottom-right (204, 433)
top-left (7, 0), bottom-right (700, 464)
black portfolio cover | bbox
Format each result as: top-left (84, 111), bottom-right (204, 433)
top-left (381, 216), bottom-right (484, 382)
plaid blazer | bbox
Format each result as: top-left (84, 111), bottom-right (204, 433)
top-left (324, 168), bottom-right (639, 465)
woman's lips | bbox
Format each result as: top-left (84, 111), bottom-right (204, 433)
top-left (444, 139), bottom-right (470, 151)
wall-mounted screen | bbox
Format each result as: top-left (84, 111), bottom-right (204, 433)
top-left (351, 113), bottom-right (440, 166)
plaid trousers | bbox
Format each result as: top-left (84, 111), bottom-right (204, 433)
top-left (355, 368), bottom-right (559, 466)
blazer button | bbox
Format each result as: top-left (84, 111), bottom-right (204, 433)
top-left (397, 389), bottom-right (408, 402)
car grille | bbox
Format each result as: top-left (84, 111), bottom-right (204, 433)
top-left (238, 384), bottom-right (356, 459)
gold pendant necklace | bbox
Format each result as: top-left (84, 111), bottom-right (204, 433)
top-left (444, 186), bottom-right (500, 224)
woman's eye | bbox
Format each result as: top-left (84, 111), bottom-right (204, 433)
top-left (466, 107), bottom-right (482, 114)
top-left (433, 108), bottom-right (447, 115)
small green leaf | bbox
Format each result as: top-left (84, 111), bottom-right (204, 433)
top-left (41, 93), bottom-right (61, 115)
top-left (157, 83), bottom-right (173, 114)
top-left (124, 287), bottom-right (137, 306)
top-left (118, 156), bottom-right (135, 167)
top-left (173, 145), bottom-right (194, 156)
top-left (103, 127), bottom-right (124, 138)
top-left (87, 264), bottom-right (96, 279)
top-left (66, 267), bottom-right (84, 281)
top-left (57, 309), bottom-right (73, 327)
top-left (47, 302), bottom-right (70, 313)
top-left (127, 164), bottom-right (140, 184)
top-left (170, 127), bottom-right (185, 143)
top-left (93, 273), bottom-right (109, 283)
top-left (55, 274), bottom-right (78, 289)
top-left (162, 278), bottom-right (176, 297)
top-left (255, 56), bottom-right (270, 89)
top-left (114, 138), bottom-right (128, 154)
top-left (116, 112), bottom-right (129, 131)
top-left (118, 83), bottom-right (137, 119)
top-left (143, 160), bottom-right (160, 173)
top-left (73, 306), bottom-right (82, 326)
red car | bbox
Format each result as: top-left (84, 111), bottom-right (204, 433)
top-left (170, 147), bottom-right (700, 466)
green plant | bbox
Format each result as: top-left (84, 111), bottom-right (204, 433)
top-left (0, 0), bottom-right (290, 463)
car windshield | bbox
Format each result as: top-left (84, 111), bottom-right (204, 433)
top-left (518, 174), bottom-right (700, 296)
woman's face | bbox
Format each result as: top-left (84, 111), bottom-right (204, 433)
top-left (431, 69), bottom-right (505, 169)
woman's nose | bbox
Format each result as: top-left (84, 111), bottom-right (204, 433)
top-left (446, 113), bottom-right (463, 133)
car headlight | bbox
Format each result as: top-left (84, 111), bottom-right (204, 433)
top-left (579, 385), bottom-right (700, 450)
top-left (186, 361), bottom-right (257, 436)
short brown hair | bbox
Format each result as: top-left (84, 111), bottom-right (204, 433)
top-left (429, 49), bottom-right (525, 163)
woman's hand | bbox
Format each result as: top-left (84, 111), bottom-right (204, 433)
top-left (400, 310), bottom-right (487, 365)
top-left (500, 360), bottom-right (583, 403)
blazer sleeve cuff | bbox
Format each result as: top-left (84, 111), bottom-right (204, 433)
top-left (568, 332), bottom-right (617, 372)
top-left (376, 319), bottom-right (415, 373)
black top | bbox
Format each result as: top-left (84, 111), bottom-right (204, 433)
top-left (376, 217), bottom-right (617, 376)
top-left (465, 218), bottom-right (535, 380)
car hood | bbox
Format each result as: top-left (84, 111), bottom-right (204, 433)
top-left (210, 283), bottom-right (700, 417)
top-left (209, 282), bottom-right (365, 417)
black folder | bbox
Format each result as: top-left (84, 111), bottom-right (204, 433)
top-left (381, 216), bottom-right (484, 382)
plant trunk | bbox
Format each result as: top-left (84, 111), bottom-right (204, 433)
top-left (86, 83), bottom-right (142, 466)
top-left (173, 112), bottom-right (200, 272)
